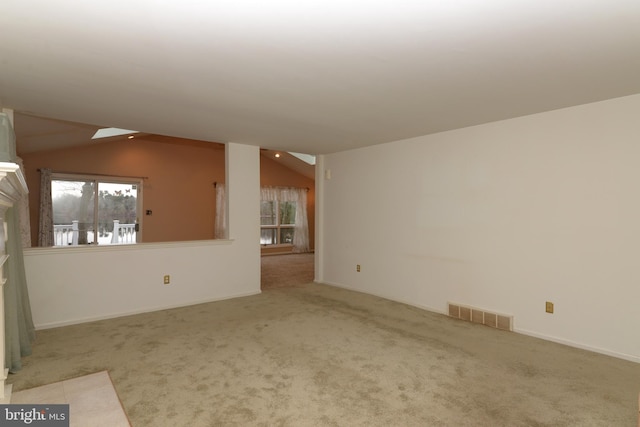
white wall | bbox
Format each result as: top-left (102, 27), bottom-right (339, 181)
top-left (25, 143), bottom-right (261, 328)
top-left (319, 94), bottom-right (640, 362)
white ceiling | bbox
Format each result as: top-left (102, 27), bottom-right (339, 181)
top-left (1, 1), bottom-right (639, 155)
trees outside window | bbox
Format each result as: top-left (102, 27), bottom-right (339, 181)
top-left (260, 200), bottom-right (296, 246)
top-left (52, 175), bottom-right (141, 246)
top-left (259, 186), bottom-right (309, 252)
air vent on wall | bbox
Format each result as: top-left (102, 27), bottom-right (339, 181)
top-left (448, 302), bottom-right (513, 331)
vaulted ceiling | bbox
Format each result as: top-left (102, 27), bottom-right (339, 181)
top-left (1, 1), bottom-right (639, 155)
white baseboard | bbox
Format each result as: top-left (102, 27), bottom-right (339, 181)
top-left (34, 290), bottom-right (262, 330)
top-left (514, 327), bottom-right (640, 364)
top-left (318, 281), bottom-right (640, 364)
top-left (320, 280), bottom-right (447, 315)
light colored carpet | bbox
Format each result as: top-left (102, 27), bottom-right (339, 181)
top-left (7, 282), bottom-right (640, 426)
top-left (261, 253), bottom-right (314, 290)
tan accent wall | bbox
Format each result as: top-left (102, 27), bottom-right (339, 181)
top-left (20, 137), bottom-right (225, 245)
top-left (20, 137), bottom-right (315, 247)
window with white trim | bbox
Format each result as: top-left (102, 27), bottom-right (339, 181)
top-left (260, 199), bottom-right (296, 246)
top-left (51, 174), bottom-right (142, 246)
top-left (259, 186), bottom-right (310, 252)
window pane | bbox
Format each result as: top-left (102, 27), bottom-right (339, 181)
top-left (260, 228), bottom-right (277, 245)
top-left (279, 227), bottom-right (294, 244)
top-left (279, 201), bottom-right (296, 225)
top-left (52, 180), bottom-right (95, 245)
top-left (98, 182), bottom-right (138, 244)
top-left (261, 201), bottom-right (276, 225)
top-left (52, 178), bottom-right (140, 246)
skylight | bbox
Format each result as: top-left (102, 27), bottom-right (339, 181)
top-left (288, 152), bottom-right (316, 165)
top-left (92, 128), bottom-right (139, 139)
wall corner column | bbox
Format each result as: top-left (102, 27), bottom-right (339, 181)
top-left (225, 142), bottom-right (261, 290)
top-left (314, 154), bottom-right (325, 283)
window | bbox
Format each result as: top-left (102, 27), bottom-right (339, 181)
top-left (260, 199), bottom-right (296, 246)
top-left (51, 174), bottom-right (142, 246)
top-left (259, 186), bottom-right (310, 252)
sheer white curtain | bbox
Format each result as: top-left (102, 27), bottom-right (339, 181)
top-left (214, 183), bottom-right (227, 239)
top-left (261, 186), bottom-right (309, 253)
top-left (260, 186), bottom-right (279, 203)
top-left (292, 189), bottom-right (309, 253)
top-left (281, 187), bottom-right (309, 253)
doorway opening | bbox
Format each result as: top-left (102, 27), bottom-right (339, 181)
top-left (259, 149), bottom-right (315, 290)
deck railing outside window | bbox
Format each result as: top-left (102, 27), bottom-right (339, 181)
top-left (53, 220), bottom-right (136, 246)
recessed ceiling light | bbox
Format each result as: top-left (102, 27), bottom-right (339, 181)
top-left (127, 135), bottom-right (135, 139)
top-left (275, 153), bottom-right (281, 158)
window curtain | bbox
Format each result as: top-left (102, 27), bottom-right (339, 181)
top-left (261, 186), bottom-right (310, 253)
top-left (260, 186), bottom-right (279, 203)
top-left (290, 188), bottom-right (309, 253)
top-left (214, 183), bottom-right (227, 239)
top-left (38, 168), bottom-right (53, 247)
top-left (4, 206), bottom-right (35, 372)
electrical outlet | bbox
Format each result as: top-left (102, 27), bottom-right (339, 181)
top-left (164, 275), bottom-right (170, 285)
top-left (545, 301), bottom-right (554, 313)
top-left (356, 264), bottom-right (361, 272)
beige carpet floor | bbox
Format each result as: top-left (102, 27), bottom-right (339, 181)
top-left (261, 253), bottom-right (314, 290)
top-left (7, 259), bottom-right (640, 426)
